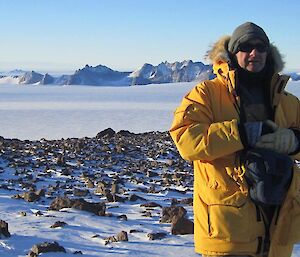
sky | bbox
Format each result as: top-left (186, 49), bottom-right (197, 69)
top-left (0, 0), bottom-right (299, 73)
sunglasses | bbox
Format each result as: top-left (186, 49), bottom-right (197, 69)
top-left (238, 42), bottom-right (268, 53)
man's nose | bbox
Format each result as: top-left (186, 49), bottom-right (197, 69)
top-left (249, 48), bottom-right (258, 56)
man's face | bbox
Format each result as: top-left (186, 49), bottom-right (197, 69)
top-left (235, 39), bottom-right (268, 73)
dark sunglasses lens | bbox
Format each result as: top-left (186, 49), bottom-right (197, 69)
top-left (239, 43), bottom-right (267, 53)
top-left (255, 44), bottom-right (268, 52)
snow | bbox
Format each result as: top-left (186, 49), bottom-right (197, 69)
top-left (0, 81), bottom-right (300, 257)
top-left (0, 82), bottom-right (196, 140)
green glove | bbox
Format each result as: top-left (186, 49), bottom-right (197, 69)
top-left (255, 120), bottom-right (298, 154)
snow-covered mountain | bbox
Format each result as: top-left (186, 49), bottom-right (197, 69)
top-left (0, 60), bottom-right (213, 86)
top-left (19, 71), bottom-right (44, 84)
top-left (0, 69), bottom-right (27, 77)
top-left (130, 60), bottom-right (213, 85)
top-left (64, 64), bottom-right (132, 86)
top-left (288, 72), bottom-right (300, 81)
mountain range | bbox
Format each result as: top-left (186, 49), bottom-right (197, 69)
top-left (0, 60), bottom-right (214, 86)
top-left (1, 61), bottom-right (299, 86)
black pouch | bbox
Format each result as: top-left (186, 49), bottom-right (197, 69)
top-left (243, 148), bottom-right (293, 206)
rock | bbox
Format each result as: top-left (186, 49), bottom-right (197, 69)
top-left (49, 196), bottom-right (106, 216)
top-left (14, 190), bottom-right (44, 202)
top-left (117, 214), bottom-right (128, 221)
top-left (0, 220), bottom-right (10, 238)
top-left (129, 229), bottom-right (143, 233)
top-left (27, 241), bottom-right (66, 257)
top-left (141, 210), bottom-right (152, 217)
top-left (50, 221), bottom-right (68, 228)
top-left (85, 179), bottom-right (94, 188)
top-left (96, 128), bottom-right (115, 138)
top-left (104, 231), bottom-right (128, 245)
top-left (179, 197), bottom-right (193, 206)
top-left (73, 188), bottom-right (89, 197)
top-left (128, 194), bottom-right (146, 202)
top-left (147, 232), bottom-right (167, 240)
top-left (117, 130), bottom-right (135, 136)
top-left (160, 206), bottom-right (187, 223)
top-left (56, 154), bottom-right (66, 166)
top-left (171, 216), bottom-right (194, 235)
top-left (48, 196), bottom-right (73, 210)
top-left (116, 231), bottom-right (128, 241)
top-left (140, 202), bottom-right (162, 208)
top-left (111, 183), bottom-right (119, 194)
top-left (105, 193), bottom-right (126, 203)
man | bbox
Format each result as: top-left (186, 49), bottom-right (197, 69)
top-left (170, 22), bottom-right (300, 257)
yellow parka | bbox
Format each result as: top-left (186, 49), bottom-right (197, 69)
top-left (169, 36), bottom-right (300, 257)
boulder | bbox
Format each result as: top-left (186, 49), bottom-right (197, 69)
top-left (104, 231), bottom-right (128, 245)
top-left (160, 206), bottom-right (187, 223)
top-left (27, 241), bottom-right (66, 257)
top-left (49, 196), bottom-right (106, 216)
top-left (0, 220), bottom-right (10, 238)
top-left (171, 216), bottom-right (194, 235)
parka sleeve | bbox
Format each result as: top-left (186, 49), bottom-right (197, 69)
top-left (288, 94), bottom-right (300, 160)
top-left (169, 82), bottom-right (244, 162)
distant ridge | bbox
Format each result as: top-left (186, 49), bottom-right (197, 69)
top-left (0, 60), bottom-right (214, 86)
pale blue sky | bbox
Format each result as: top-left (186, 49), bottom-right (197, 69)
top-left (0, 0), bottom-right (299, 73)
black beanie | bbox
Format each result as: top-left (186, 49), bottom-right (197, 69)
top-left (228, 22), bottom-right (270, 54)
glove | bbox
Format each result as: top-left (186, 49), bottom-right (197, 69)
top-left (255, 120), bottom-right (298, 154)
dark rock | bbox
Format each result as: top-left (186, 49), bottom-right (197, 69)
top-left (171, 216), bottom-right (194, 235)
top-left (104, 231), bottom-right (128, 245)
top-left (117, 214), bottom-right (127, 221)
top-left (73, 188), bottom-right (89, 197)
top-left (96, 128), bottom-right (115, 138)
top-left (48, 196), bottom-right (73, 210)
top-left (140, 202), bottom-right (162, 208)
top-left (147, 232), bottom-right (167, 240)
top-left (0, 220), bottom-right (10, 238)
top-left (85, 179), bottom-right (94, 188)
top-left (27, 241), bottom-right (66, 257)
top-left (141, 211), bottom-right (152, 217)
top-left (14, 190), bottom-right (44, 202)
top-left (129, 229), bottom-right (143, 233)
top-left (128, 194), bottom-right (146, 202)
top-left (116, 231), bottom-right (128, 241)
top-left (117, 130), bottom-right (135, 136)
top-left (106, 193), bottom-right (126, 203)
top-left (49, 196), bottom-right (106, 216)
top-left (179, 197), bottom-right (193, 206)
top-left (160, 206), bottom-right (187, 223)
top-left (50, 221), bottom-right (68, 228)
top-left (111, 183), bottom-right (119, 194)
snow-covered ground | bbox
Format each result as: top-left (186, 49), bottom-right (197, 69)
top-left (0, 81), bottom-right (300, 257)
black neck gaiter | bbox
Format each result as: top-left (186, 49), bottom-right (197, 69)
top-left (236, 66), bottom-right (272, 122)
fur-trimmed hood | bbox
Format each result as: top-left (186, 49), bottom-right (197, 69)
top-left (206, 36), bottom-right (285, 74)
